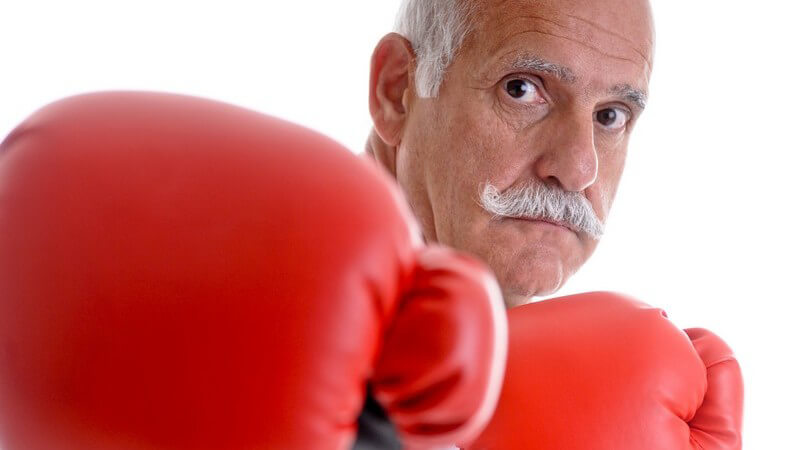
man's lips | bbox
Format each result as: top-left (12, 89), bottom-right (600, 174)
top-left (509, 216), bottom-right (578, 234)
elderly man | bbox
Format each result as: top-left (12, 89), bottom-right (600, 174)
top-left (367, 0), bottom-right (652, 308)
top-left (359, 0), bottom-right (743, 449)
top-left (357, 0), bottom-right (656, 447)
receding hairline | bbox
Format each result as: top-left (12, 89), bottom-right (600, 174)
top-left (394, 0), bottom-right (653, 101)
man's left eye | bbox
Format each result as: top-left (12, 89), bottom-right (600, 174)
top-left (595, 107), bottom-right (630, 130)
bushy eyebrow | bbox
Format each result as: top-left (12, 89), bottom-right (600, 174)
top-left (508, 54), bottom-right (577, 83)
top-left (504, 53), bottom-right (648, 111)
top-left (610, 84), bottom-right (648, 110)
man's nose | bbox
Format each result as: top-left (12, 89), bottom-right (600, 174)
top-left (532, 110), bottom-right (598, 192)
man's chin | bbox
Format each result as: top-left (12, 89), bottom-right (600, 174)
top-left (502, 293), bottom-right (533, 308)
top-left (501, 276), bottom-right (566, 308)
top-left (502, 281), bottom-right (563, 308)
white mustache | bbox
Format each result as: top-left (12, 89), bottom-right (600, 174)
top-left (479, 182), bottom-right (604, 239)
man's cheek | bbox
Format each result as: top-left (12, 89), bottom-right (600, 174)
top-left (583, 184), bottom-right (612, 225)
top-left (469, 129), bottom-right (525, 183)
top-left (593, 154), bottom-right (627, 219)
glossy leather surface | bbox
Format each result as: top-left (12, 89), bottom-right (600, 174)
top-left (0, 92), bottom-right (506, 450)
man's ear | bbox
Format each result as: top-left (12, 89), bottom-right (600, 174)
top-left (369, 33), bottom-right (415, 147)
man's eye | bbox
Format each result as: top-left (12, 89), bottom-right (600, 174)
top-left (504, 78), bottom-right (543, 103)
top-left (595, 107), bottom-right (629, 130)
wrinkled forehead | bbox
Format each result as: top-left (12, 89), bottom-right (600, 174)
top-left (467, 0), bottom-right (654, 70)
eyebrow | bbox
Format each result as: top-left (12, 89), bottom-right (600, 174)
top-left (610, 84), bottom-right (648, 110)
top-left (506, 54), bottom-right (648, 111)
top-left (508, 54), bottom-right (577, 83)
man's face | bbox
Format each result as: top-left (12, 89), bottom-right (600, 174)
top-left (394, 0), bottom-right (654, 306)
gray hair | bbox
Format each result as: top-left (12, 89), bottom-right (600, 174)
top-left (394, 0), bottom-right (478, 98)
top-left (480, 182), bottom-right (605, 239)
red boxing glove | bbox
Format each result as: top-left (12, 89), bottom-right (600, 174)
top-left (684, 328), bottom-right (744, 449)
top-left (0, 92), bottom-right (507, 450)
top-left (462, 292), bottom-right (743, 450)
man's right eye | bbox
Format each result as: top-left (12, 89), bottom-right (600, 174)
top-left (504, 78), bottom-right (544, 104)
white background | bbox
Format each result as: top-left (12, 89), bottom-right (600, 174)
top-left (1, 1), bottom-right (797, 448)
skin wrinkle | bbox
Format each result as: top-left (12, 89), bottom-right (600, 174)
top-left (485, 8), bottom-right (651, 71)
top-left (565, 13), bottom-right (653, 66)
top-left (491, 92), bottom-right (532, 134)
top-left (368, 0), bottom-right (654, 306)
top-left (502, 29), bottom-right (646, 67)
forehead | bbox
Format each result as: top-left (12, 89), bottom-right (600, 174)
top-left (464, 0), bottom-right (654, 82)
